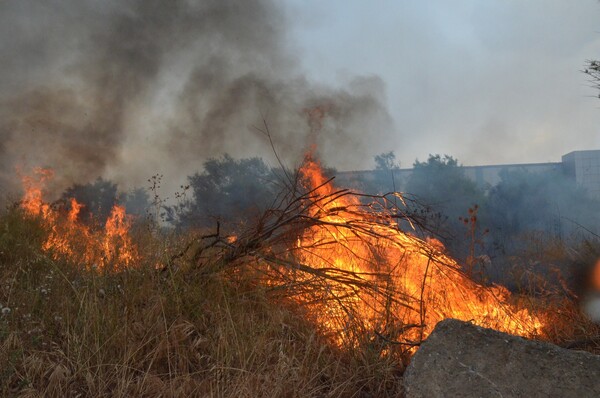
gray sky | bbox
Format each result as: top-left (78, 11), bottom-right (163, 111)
top-left (1, 0), bottom-right (600, 196)
top-left (287, 0), bottom-right (600, 167)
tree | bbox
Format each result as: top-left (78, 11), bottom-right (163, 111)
top-left (584, 60), bottom-right (600, 98)
top-left (405, 154), bottom-right (486, 260)
top-left (61, 178), bottom-right (150, 224)
top-left (348, 151), bottom-right (402, 195)
top-left (406, 154), bottom-right (483, 212)
top-left (62, 178), bottom-right (118, 224)
top-left (118, 187), bottom-right (151, 217)
top-left (175, 154), bottom-right (277, 229)
top-left (374, 151), bottom-right (400, 171)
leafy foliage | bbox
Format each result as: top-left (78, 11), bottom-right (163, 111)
top-left (61, 178), bottom-right (118, 224)
top-left (119, 187), bottom-right (151, 218)
top-left (584, 59), bottom-right (600, 98)
top-left (406, 155), bottom-right (482, 206)
top-left (374, 151), bottom-right (400, 171)
top-left (61, 178), bottom-right (150, 225)
top-left (174, 154), bottom-right (277, 229)
top-left (404, 154), bottom-right (485, 258)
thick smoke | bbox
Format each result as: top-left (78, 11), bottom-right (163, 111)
top-left (0, 0), bottom-right (393, 198)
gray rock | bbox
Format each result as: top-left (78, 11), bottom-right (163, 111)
top-left (404, 318), bottom-right (600, 398)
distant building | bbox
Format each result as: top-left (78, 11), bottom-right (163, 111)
top-left (460, 162), bottom-right (561, 189)
top-left (336, 150), bottom-right (600, 199)
top-left (562, 150), bottom-right (600, 199)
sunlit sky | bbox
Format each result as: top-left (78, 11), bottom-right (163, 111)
top-left (286, 0), bottom-right (600, 168)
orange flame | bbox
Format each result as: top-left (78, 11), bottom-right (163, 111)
top-left (290, 154), bottom-right (543, 346)
top-left (19, 167), bottom-right (54, 218)
top-left (103, 204), bottom-right (138, 268)
top-left (592, 258), bottom-right (600, 291)
top-left (20, 168), bottom-right (139, 270)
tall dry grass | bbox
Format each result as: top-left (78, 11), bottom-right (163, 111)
top-left (3, 177), bottom-right (600, 397)
top-left (0, 208), bottom-right (403, 397)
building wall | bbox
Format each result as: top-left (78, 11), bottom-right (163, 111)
top-left (562, 150), bottom-right (600, 199)
top-left (461, 163), bottom-right (561, 189)
top-left (336, 150), bottom-right (600, 199)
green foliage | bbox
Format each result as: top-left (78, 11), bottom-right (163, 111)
top-left (175, 154), bottom-right (277, 229)
top-left (407, 155), bottom-right (481, 204)
top-left (374, 151), bottom-right (400, 171)
top-left (62, 177), bottom-right (118, 224)
top-left (584, 59), bottom-right (600, 98)
top-left (405, 154), bottom-right (486, 258)
top-left (61, 178), bottom-right (150, 224)
top-left (343, 152), bottom-right (401, 195)
top-left (118, 187), bottom-right (151, 217)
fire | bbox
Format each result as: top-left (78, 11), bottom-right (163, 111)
top-left (592, 258), bottom-right (600, 290)
top-left (16, 160), bottom-right (543, 349)
top-left (287, 154), bottom-right (543, 346)
top-left (19, 167), bottom-right (54, 218)
top-left (20, 168), bottom-right (139, 270)
top-left (103, 205), bottom-right (138, 267)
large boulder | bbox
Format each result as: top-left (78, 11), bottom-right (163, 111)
top-left (404, 318), bottom-right (600, 397)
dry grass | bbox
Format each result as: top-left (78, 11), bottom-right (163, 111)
top-left (3, 169), bottom-right (600, 396)
top-left (508, 236), bottom-right (600, 353)
top-left (0, 209), bottom-right (403, 397)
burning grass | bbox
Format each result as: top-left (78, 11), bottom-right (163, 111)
top-left (0, 211), bottom-right (404, 397)
top-left (19, 167), bottom-right (139, 271)
top-left (2, 159), bottom-right (600, 396)
top-left (174, 154), bottom-right (546, 355)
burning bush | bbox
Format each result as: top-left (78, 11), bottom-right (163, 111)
top-left (16, 158), bottom-right (548, 350)
top-left (0, 194), bottom-right (404, 397)
top-left (5, 157), bottom-right (600, 396)
top-left (166, 152), bottom-right (545, 363)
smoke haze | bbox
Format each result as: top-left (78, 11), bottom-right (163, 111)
top-left (288, 0), bottom-right (600, 167)
top-left (0, 0), bottom-right (393, 197)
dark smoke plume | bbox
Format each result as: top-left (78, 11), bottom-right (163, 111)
top-left (0, 0), bottom-right (393, 198)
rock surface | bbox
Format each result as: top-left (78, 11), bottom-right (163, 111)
top-left (404, 318), bottom-right (600, 397)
